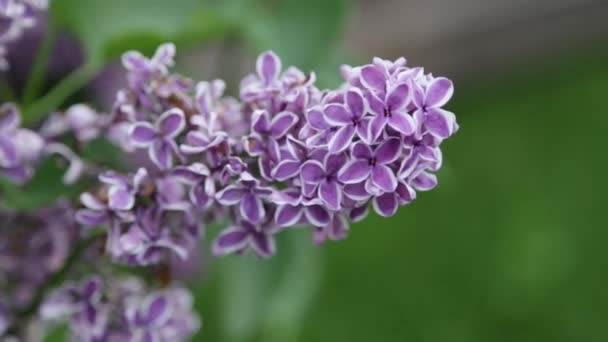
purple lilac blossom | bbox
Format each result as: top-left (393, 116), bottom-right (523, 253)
top-left (41, 276), bottom-right (200, 341)
top-left (76, 45), bottom-right (458, 262)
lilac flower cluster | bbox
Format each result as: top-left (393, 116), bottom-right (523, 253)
top-left (0, 32), bottom-right (458, 338)
top-left (0, 202), bottom-right (79, 335)
top-left (0, 0), bottom-right (48, 70)
top-left (41, 276), bottom-right (200, 341)
top-left (75, 44), bottom-right (458, 263)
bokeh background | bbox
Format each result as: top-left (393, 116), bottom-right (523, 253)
top-left (4, 0), bottom-right (608, 341)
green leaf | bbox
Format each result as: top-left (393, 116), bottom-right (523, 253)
top-left (43, 323), bottom-right (69, 342)
top-left (50, 0), bottom-right (237, 62)
top-left (80, 138), bottom-right (127, 172)
top-left (0, 158), bottom-right (88, 210)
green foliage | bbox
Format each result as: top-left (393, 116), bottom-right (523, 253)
top-left (0, 158), bottom-right (87, 210)
top-left (50, 0), bottom-right (237, 62)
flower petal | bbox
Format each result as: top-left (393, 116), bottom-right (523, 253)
top-left (371, 164), bottom-right (398, 192)
top-left (425, 77), bottom-right (453, 107)
top-left (375, 137), bottom-right (402, 164)
top-left (328, 125), bottom-right (356, 154)
top-left (251, 109), bottom-right (270, 135)
top-left (149, 139), bottom-right (173, 170)
top-left (388, 111), bottom-right (415, 136)
top-left (129, 122), bottom-right (156, 147)
top-left (360, 65), bottom-right (386, 92)
top-left (304, 205), bottom-right (331, 227)
top-left (216, 185), bottom-right (246, 205)
top-left (319, 180), bottom-right (341, 210)
top-left (368, 113), bottom-right (387, 143)
top-left (250, 231), bottom-right (275, 258)
top-left (373, 192), bottom-right (398, 217)
top-left (343, 182), bottom-right (371, 201)
top-left (75, 209), bottom-right (108, 226)
top-left (306, 108), bottom-right (331, 130)
top-left (212, 227), bottom-right (249, 256)
top-left (412, 171), bottom-right (437, 191)
top-left (157, 108), bottom-right (185, 138)
top-left (300, 160), bottom-right (325, 184)
top-left (275, 205), bottom-right (303, 227)
top-left (108, 187), bottom-right (135, 211)
top-left (272, 160), bottom-right (301, 181)
top-left (324, 104), bottom-right (352, 125)
top-left (338, 160), bottom-right (371, 184)
top-left (386, 83), bottom-right (410, 110)
top-left (425, 108), bottom-right (454, 139)
top-left (270, 111), bottom-right (298, 139)
top-left (144, 295), bottom-right (171, 326)
top-left (345, 88), bottom-right (366, 118)
top-left (256, 51), bottom-right (281, 85)
top-left (240, 193), bottom-right (265, 224)
top-left (351, 141), bottom-right (373, 160)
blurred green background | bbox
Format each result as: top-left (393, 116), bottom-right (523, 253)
top-left (4, 0), bottom-right (608, 341)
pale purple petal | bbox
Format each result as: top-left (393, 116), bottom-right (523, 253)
top-left (412, 171), bottom-right (437, 191)
top-left (272, 160), bottom-right (301, 181)
top-left (216, 185), bottom-right (246, 205)
top-left (250, 232), bottom-right (275, 258)
top-left (144, 295), bottom-right (171, 326)
top-left (425, 77), bottom-right (453, 107)
top-left (325, 153), bottom-right (348, 175)
top-left (371, 164), bottom-right (398, 192)
top-left (368, 114), bottom-right (387, 143)
top-left (149, 139), bottom-right (173, 170)
top-left (345, 88), bottom-right (366, 118)
top-left (121, 51), bottom-right (148, 71)
top-left (386, 83), bottom-right (410, 110)
top-left (425, 108), bottom-right (454, 139)
top-left (328, 125), bottom-right (356, 154)
top-left (256, 51), bottom-right (281, 85)
top-left (240, 193), bottom-right (265, 224)
top-left (213, 228), bottom-right (249, 256)
top-left (306, 108), bottom-right (331, 130)
top-left (366, 91), bottom-right (385, 116)
top-left (375, 137), bottom-right (402, 164)
top-left (157, 108), bottom-right (185, 138)
top-left (387, 112), bottom-right (415, 136)
top-left (275, 205), bottom-right (303, 227)
top-left (351, 142), bottom-right (373, 160)
top-left (329, 214), bottom-right (349, 240)
top-left (324, 104), bottom-right (352, 125)
top-left (0, 136), bottom-right (17, 167)
top-left (270, 111), bottom-right (298, 138)
top-left (251, 109), bottom-right (270, 135)
top-left (80, 192), bottom-right (106, 210)
top-left (373, 193), bottom-right (398, 217)
top-left (343, 182), bottom-right (371, 201)
top-left (319, 180), bottom-right (341, 210)
top-left (304, 205), bottom-right (331, 227)
top-left (349, 205), bottom-right (368, 222)
top-left (75, 209), bottom-right (108, 226)
top-left (129, 122), bottom-right (156, 147)
top-left (360, 65), bottom-right (386, 92)
top-left (108, 187), bottom-right (135, 211)
top-left (300, 160), bottom-right (325, 184)
top-left (338, 160), bottom-right (371, 184)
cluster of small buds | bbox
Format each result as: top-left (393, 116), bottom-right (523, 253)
top-left (74, 43), bottom-right (458, 263)
top-left (40, 276), bottom-right (200, 341)
top-left (0, 202), bottom-right (79, 334)
top-left (0, 0), bottom-right (49, 70)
